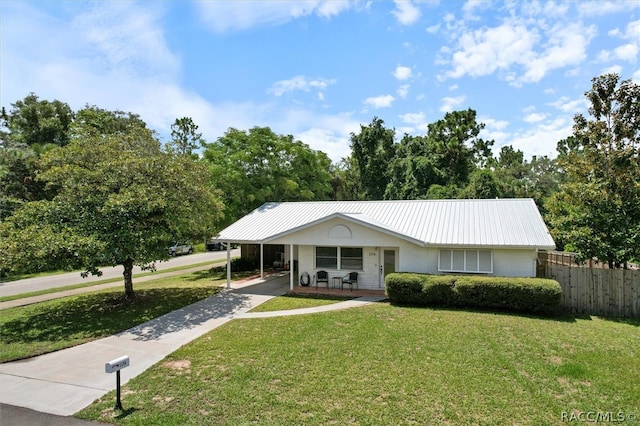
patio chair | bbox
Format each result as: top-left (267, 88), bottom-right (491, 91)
top-left (341, 272), bottom-right (358, 291)
top-left (316, 270), bottom-right (329, 289)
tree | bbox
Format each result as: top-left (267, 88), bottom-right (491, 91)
top-left (331, 156), bottom-right (364, 200)
top-left (0, 95), bottom-right (75, 218)
top-left (427, 109), bottom-right (493, 186)
top-left (203, 127), bottom-right (333, 226)
top-left (546, 74), bottom-right (640, 267)
top-left (382, 109), bottom-right (493, 200)
top-left (0, 108), bottom-right (223, 298)
top-left (463, 168), bottom-right (500, 199)
top-left (5, 93), bottom-right (74, 148)
top-left (167, 117), bottom-right (204, 156)
top-left (349, 117), bottom-right (396, 200)
top-left (384, 134), bottom-right (444, 199)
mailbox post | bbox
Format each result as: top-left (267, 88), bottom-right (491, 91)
top-left (105, 355), bottom-right (130, 410)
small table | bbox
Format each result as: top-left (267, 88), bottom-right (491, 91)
top-left (332, 277), bottom-right (341, 289)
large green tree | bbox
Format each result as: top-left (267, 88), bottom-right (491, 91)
top-left (203, 127), bottom-right (333, 226)
top-left (383, 109), bottom-right (493, 200)
top-left (0, 95), bottom-right (75, 218)
top-left (349, 117), bottom-right (396, 200)
top-left (0, 108), bottom-right (223, 297)
top-left (546, 74), bottom-right (640, 267)
top-left (6, 93), bottom-right (74, 148)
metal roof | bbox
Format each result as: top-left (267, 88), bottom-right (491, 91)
top-left (215, 199), bottom-right (556, 249)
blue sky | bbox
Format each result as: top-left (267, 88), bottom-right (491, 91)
top-left (1, 1), bottom-right (638, 162)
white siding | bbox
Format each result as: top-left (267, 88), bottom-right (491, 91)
top-left (492, 249), bottom-right (537, 277)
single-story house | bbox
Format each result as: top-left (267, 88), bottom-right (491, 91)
top-left (214, 199), bottom-right (555, 290)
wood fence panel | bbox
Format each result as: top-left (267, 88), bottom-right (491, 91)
top-left (538, 253), bottom-right (639, 318)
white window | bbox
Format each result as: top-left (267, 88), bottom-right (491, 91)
top-left (439, 249), bottom-right (492, 274)
top-left (316, 247), bottom-right (338, 269)
top-left (315, 247), bottom-right (363, 270)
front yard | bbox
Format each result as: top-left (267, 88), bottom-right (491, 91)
top-left (77, 303), bottom-right (640, 425)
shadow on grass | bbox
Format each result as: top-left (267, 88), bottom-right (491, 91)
top-left (388, 301), bottom-right (595, 323)
top-left (1, 287), bottom-right (224, 346)
top-left (602, 316), bottom-right (640, 327)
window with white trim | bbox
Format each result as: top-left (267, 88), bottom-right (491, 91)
top-left (341, 247), bottom-right (363, 270)
top-left (315, 247), bottom-right (363, 270)
top-left (439, 249), bottom-right (492, 273)
top-left (316, 247), bottom-right (338, 269)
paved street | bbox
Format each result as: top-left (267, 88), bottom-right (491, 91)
top-left (0, 249), bottom-right (239, 298)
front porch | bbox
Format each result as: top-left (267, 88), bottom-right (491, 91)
top-left (289, 282), bottom-right (387, 299)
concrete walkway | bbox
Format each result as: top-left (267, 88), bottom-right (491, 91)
top-left (0, 273), bottom-right (386, 421)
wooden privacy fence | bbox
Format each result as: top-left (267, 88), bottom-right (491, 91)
top-left (538, 252), bottom-right (640, 318)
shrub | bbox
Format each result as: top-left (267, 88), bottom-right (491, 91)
top-left (454, 276), bottom-right (562, 313)
top-left (386, 273), bottom-right (561, 314)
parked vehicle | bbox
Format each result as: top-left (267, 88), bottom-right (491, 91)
top-left (206, 239), bottom-right (237, 251)
top-left (169, 242), bottom-right (193, 256)
top-left (206, 240), bottom-right (226, 251)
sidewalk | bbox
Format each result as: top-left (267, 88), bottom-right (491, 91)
top-left (0, 273), bottom-right (386, 422)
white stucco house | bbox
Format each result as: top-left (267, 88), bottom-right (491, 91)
top-left (215, 199), bottom-right (556, 291)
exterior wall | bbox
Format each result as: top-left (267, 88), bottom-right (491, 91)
top-left (271, 218), bottom-right (410, 290)
top-left (297, 245), bottom-right (384, 290)
top-left (270, 217), bottom-right (541, 288)
top-left (492, 248), bottom-right (537, 277)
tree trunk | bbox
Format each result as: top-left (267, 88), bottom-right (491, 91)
top-left (123, 259), bottom-right (135, 299)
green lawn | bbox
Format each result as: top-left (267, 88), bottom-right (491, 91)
top-left (248, 293), bottom-right (352, 312)
top-left (77, 304), bottom-right (640, 425)
top-left (0, 268), bottom-right (251, 362)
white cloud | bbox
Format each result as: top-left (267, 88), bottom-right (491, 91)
top-left (548, 96), bottom-right (587, 114)
top-left (577, 1), bottom-right (638, 17)
top-left (274, 110), bottom-right (361, 162)
top-left (446, 22), bottom-right (538, 79)
top-left (439, 95), bottom-right (465, 112)
top-left (399, 111), bottom-right (426, 125)
top-left (601, 65), bottom-right (623, 75)
top-left (391, 0), bottom-right (421, 25)
top-left (393, 65), bottom-right (413, 80)
top-left (509, 117), bottom-right (572, 158)
top-left (441, 10), bottom-right (597, 87)
top-left (195, 1), bottom-right (354, 33)
top-left (523, 112), bottom-right (547, 123)
top-left (267, 76), bottom-right (336, 96)
top-left (397, 84), bottom-right (410, 98)
top-left (519, 23), bottom-right (596, 85)
top-left (364, 94), bottom-right (395, 108)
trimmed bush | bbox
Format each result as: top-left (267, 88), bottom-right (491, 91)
top-left (454, 276), bottom-right (562, 313)
top-left (386, 273), bottom-right (561, 314)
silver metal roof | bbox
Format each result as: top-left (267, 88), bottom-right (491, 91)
top-left (216, 199), bottom-right (556, 249)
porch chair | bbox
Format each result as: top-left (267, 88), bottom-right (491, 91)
top-left (316, 270), bottom-right (329, 289)
top-left (341, 272), bottom-right (358, 291)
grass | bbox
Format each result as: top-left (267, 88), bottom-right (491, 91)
top-left (248, 293), bottom-right (352, 313)
top-left (0, 259), bottom-right (236, 303)
top-left (76, 304), bottom-right (640, 425)
top-left (0, 268), bottom-right (251, 362)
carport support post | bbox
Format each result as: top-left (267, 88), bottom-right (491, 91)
top-left (290, 243), bottom-right (294, 291)
top-left (260, 243), bottom-right (264, 278)
top-left (226, 243), bottom-right (231, 289)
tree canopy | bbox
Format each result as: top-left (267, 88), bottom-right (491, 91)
top-left (0, 108), bottom-right (223, 297)
top-left (203, 127), bottom-right (334, 227)
top-left (546, 73), bottom-right (640, 267)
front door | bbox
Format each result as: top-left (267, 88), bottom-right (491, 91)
top-left (380, 248), bottom-right (397, 288)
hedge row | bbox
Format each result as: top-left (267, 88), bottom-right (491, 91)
top-left (385, 273), bottom-right (562, 314)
